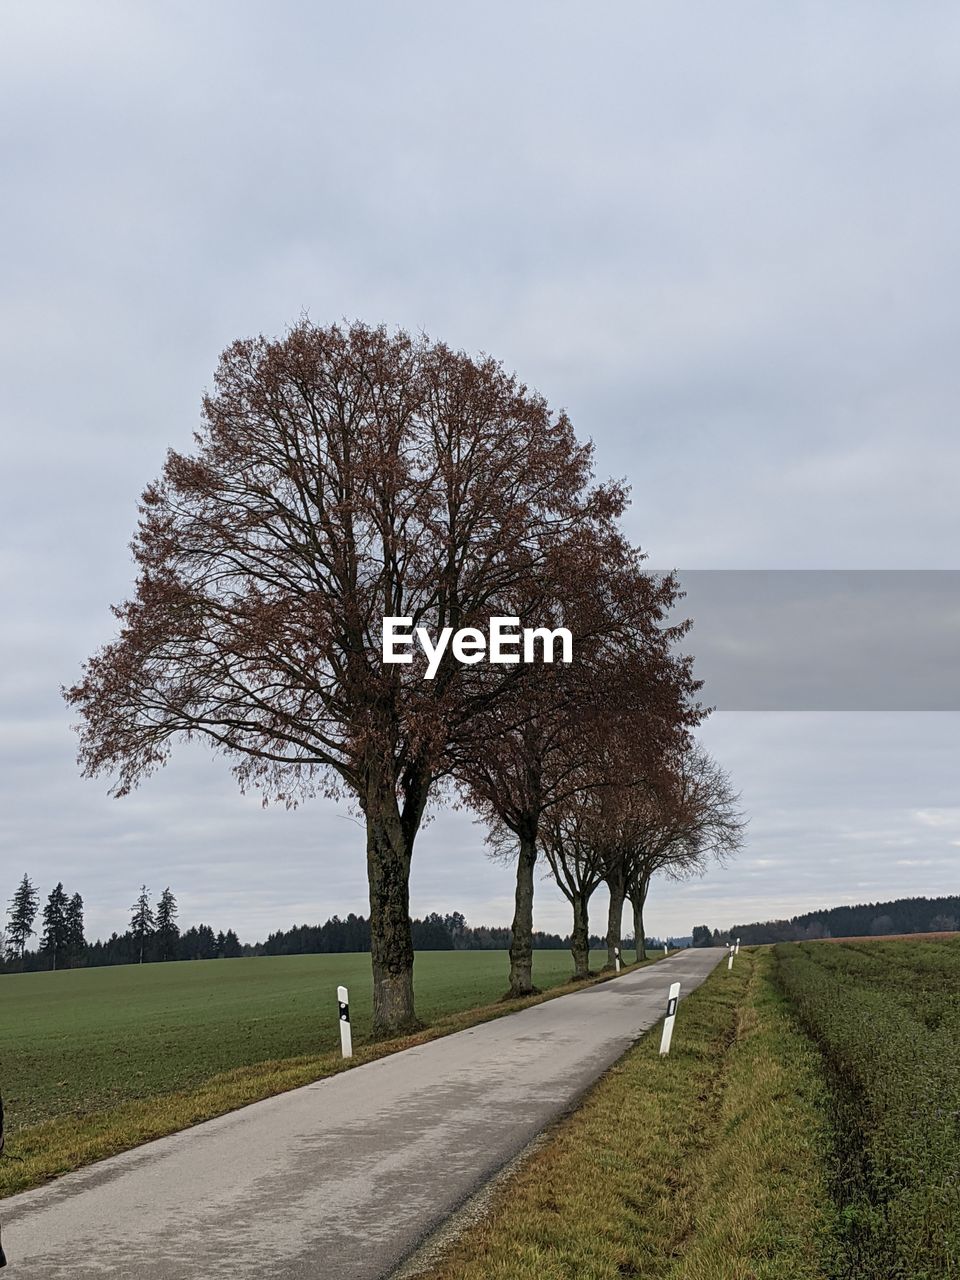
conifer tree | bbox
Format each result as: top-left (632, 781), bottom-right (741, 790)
top-left (196, 923), bottom-right (217, 959)
top-left (7, 874), bottom-right (39, 962)
top-left (64, 892), bottom-right (86, 965)
top-left (130, 885), bottom-right (154, 963)
top-left (40, 882), bottom-right (70, 969)
top-left (155, 887), bottom-right (179, 961)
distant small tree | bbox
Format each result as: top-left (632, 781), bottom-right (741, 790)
top-left (64, 892), bottom-right (86, 965)
top-left (624, 747), bottom-right (744, 961)
top-left (155, 888), bottom-right (180, 961)
top-left (222, 929), bottom-right (242, 958)
top-left (443, 912), bottom-right (468, 948)
top-left (197, 923), bottom-right (217, 959)
top-left (928, 913), bottom-right (957, 933)
top-left (691, 925), bottom-right (713, 948)
top-left (130, 885), bottom-right (155, 963)
top-left (40, 883), bottom-right (70, 969)
top-left (411, 913), bottom-right (454, 950)
top-left (7, 874), bottom-right (40, 962)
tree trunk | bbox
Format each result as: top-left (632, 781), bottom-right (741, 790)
top-left (508, 832), bottom-right (539, 998)
top-left (606, 870), bottom-right (626, 969)
top-left (570, 891), bottom-right (591, 980)
top-left (631, 876), bottom-right (649, 962)
top-left (366, 806), bottom-right (418, 1038)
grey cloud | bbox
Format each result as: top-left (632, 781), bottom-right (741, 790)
top-left (3, 2), bottom-right (960, 944)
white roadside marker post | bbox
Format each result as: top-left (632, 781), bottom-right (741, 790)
top-left (735, 938), bottom-right (741, 955)
top-left (664, 943), bottom-right (668, 956)
top-left (337, 985), bottom-right (353, 1058)
top-left (728, 948), bottom-right (734, 971)
top-left (659, 981), bottom-right (681, 1056)
top-left (614, 945), bottom-right (621, 973)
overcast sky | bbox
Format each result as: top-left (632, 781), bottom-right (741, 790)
top-left (2, 1), bottom-right (959, 945)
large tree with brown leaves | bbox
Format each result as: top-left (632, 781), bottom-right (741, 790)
top-left (64, 319), bottom-right (627, 1035)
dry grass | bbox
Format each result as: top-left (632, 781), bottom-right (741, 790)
top-left (808, 931), bottom-right (959, 944)
top-left (416, 949), bottom-right (836, 1280)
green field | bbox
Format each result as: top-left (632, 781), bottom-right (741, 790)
top-left (0, 947), bottom-right (626, 1194)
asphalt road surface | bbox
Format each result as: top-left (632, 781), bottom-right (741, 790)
top-left (3, 947), bottom-right (723, 1278)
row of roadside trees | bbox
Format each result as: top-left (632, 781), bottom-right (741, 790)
top-left (65, 320), bottom-right (744, 1036)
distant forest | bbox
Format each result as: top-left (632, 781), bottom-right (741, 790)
top-left (694, 894), bottom-right (960, 946)
top-left (2, 876), bottom-right (671, 973)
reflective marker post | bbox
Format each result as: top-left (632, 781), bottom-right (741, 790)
top-left (735, 937), bottom-right (741, 955)
top-left (338, 985), bottom-right (353, 1058)
top-left (728, 949), bottom-right (734, 971)
top-left (614, 945), bottom-right (621, 973)
top-left (659, 981), bottom-right (681, 1056)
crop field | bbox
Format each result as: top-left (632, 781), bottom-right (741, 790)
top-left (775, 937), bottom-right (960, 1279)
top-left (0, 947), bottom-right (625, 1195)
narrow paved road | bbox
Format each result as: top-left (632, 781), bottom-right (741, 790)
top-left (4, 948), bottom-right (723, 1278)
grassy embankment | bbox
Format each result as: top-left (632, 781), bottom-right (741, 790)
top-left (0, 947), bottom-right (659, 1197)
top-left (417, 947), bottom-right (837, 1280)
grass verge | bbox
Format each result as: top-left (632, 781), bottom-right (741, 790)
top-left (0, 952), bottom-right (662, 1199)
top-left (415, 948), bottom-right (838, 1280)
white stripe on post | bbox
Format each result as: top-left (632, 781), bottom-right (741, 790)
top-left (337, 984), bottom-right (353, 1058)
top-left (659, 981), bottom-right (681, 1055)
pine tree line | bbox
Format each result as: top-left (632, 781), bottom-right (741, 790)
top-left (4, 874), bottom-right (85, 970)
top-left (0, 878), bottom-right (235, 972)
top-left (2, 880), bottom-right (665, 973)
top-left (691, 893), bottom-right (960, 947)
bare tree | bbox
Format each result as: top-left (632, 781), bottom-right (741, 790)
top-left (596, 745), bottom-right (745, 962)
top-left (541, 796), bottom-right (607, 980)
top-left (456, 551), bottom-right (701, 997)
top-left (64, 320), bottom-right (625, 1036)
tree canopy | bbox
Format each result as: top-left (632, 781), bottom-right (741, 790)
top-left (65, 320), bottom-right (660, 1034)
